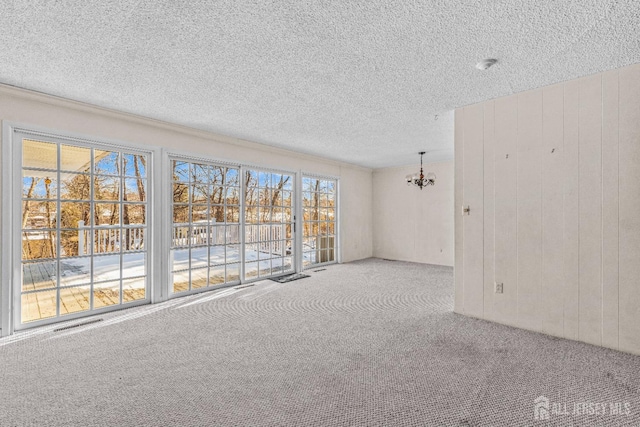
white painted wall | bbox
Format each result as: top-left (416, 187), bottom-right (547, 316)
top-left (0, 84), bottom-right (373, 333)
top-left (372, 161), bottom-right (453, 266)
top-left (455, 62), bottom-right (640, 356)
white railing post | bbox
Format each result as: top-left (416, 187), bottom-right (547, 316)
top-left (78, 220), bottom-right (85, 256)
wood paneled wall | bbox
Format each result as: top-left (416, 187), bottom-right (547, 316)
top-left (454, 63), bottom-right (640, 355)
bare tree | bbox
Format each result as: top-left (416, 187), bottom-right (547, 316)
top-left (271, 176), bottom-right (290, 208)
top-left (22, 177), bottom-right (39, 229)
top-left (44, 178), bottom-right (55, 256)
top-left (21, 177), bottom-right (40, 259)
top-left (134, 155), bottom-right (146, 204)
top-left (210, 167), bottom-right (225, 223)
top-left (245, 171), bottom-right (257, 223)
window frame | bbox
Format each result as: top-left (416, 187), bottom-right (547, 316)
top-left (166, 153), bottom-right (243, 296)
top-left (0, 123), bottom-right (341, 336)
top-left (2, 123), bottom-right (160, 334)
top-left (243, 166), bottom-right (296, 281)
top-left (300, 173), bottom-right (340, 269)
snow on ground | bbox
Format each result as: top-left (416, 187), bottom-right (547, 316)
top-left (26, 245), bottom-right (317, 291)
top-left (53, 246), bottom-right (312, 288)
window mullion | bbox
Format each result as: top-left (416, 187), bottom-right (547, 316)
top-left (239, 166), bottom-right (246, 283)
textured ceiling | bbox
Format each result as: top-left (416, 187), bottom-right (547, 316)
top-left (1, 1), bottom-right (639, 168)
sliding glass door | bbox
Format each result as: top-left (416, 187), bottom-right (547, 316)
top-left (244, 169), bottom-right (295, 280)
top-left (302, 176), bottom-right (337, 267)
top-left (170, 160), bottom-right (241, 294)
top-left (19, 134), bottom-right (149, 326)
top-left (171, 163), bottom-right (296, 288)
top-left (9, 128), bottom-right (335, 331)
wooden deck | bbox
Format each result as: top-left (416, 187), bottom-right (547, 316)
top-left (171, 272), bottom-right (238, 293)
top-left (23, 263), bottom-right (243, 322)
top-left (21, 282), bottom-right (146, 324)
top-left (22, 261), bottom-right (57, 292)
top-left (171, 277), bottom-right (222, 293)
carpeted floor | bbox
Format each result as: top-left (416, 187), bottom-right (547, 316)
top-left (1, 258), bottom-right (640, 426)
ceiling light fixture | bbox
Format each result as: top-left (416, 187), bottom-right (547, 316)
top-left (405, 152), bottom-right (436, 190)
top-left (476, 58), bottom-right (498, 70)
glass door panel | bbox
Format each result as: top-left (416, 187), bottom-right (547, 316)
top-left (19, 136), bottom-right (149, 326)
top-left (244, 169), bottom-right (294, 279)
top-left (170, 160), bottom-right (241, 294)
top-left (302, 176), bottom-right (337, 268)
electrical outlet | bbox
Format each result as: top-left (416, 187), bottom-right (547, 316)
top-left (495, 282), bottom-right (504, 294)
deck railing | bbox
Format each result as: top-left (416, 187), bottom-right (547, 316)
top-left (172, 222), bottom-right (284, 255)
top-left (78, 221), bottom-right (144, 255)
top-left (75, 221), bottom-right (288, 257)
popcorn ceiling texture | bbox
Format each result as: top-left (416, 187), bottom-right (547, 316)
top-left (0, 1), bottom-right (638, 168)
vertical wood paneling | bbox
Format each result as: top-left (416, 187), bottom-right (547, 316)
top-left (462, 104), bottom-right (484, 318)
top-left (493, 96), bottom-right (518, 326)
top-left (454, 108), bottom-right (464, 313)
top-left (563, 80), bottom-right (580, 340)
top-left (516, 90), bottom-right (543, 331)
top-left (483, 102), bottom-right (495, 321)
top-left (602, 69), bottom-right (619, 350)
top-left (541, 83), bottom-right (565, 337)
top-left (455, 63), bottom-right (640, 355)
top-left (618, 64), bottom-right (640, 354)
top-left (578, 75), bottom-right (603, 346)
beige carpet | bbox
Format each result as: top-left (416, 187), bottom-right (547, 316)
top-left (1, 258), bottom-right (639, 426)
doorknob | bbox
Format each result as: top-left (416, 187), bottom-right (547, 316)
top-left (462, 205), bottom-right (470, 215)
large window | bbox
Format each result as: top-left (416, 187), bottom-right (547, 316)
top-left (171, 160), bottom-right (241, 293)
top-left (20, 137), bottom-right (148, 324)
top-left (244, 169), bottom-right (294, 279)
top-left (7, 126), bottom-right (340, 333)
top-left (302, 176), bottom-right (337, 267)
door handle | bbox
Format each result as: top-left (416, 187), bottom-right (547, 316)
top-left (462, 205), bottom-right (470, 216)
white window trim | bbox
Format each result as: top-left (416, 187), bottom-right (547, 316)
top-left (300, 172), bottom-right (341, 269)
top-left (2, 122), bottom-right (162, 334)
top-left (0, 124), bottom-right (340, 336)
top-left (164, 150), bottom-right (301, 292)
top-left (2, 122), bottom-right (16, 336)
top-left (165, 152), bottom-right (243, 298)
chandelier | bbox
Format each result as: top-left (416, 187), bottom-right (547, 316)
top-left (405, 151), bottom-right (436, 190)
